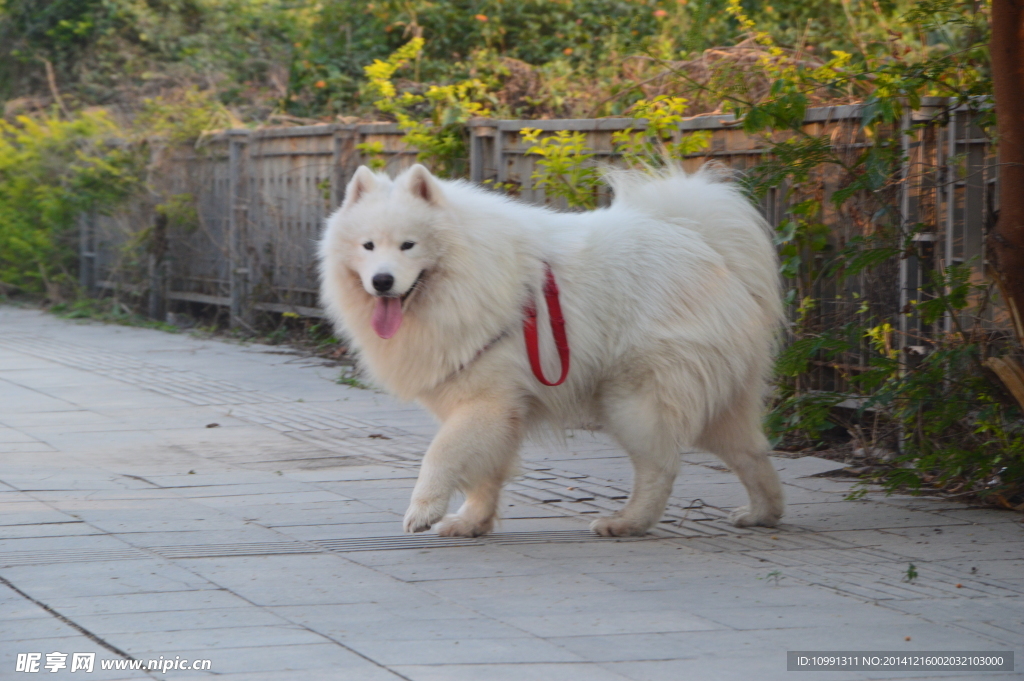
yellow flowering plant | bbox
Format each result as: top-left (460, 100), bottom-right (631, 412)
top-left (364, 38), bottom-right (495, 177)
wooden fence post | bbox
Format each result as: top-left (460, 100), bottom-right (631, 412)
top-left (147, 212), bottom-right (168, 320)
top-left (468, 120), bottom-right (496, 184)
top-left (331, 125), bottom-right (356, 209)
top-left (228, 131), bottom-right (251, 330)
top-left (79, 210), bottom-right (97, 297)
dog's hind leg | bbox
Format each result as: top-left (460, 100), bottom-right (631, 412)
top-left (591, 388), bottom-right (687, 537)
top-left (696, 390), bottom-right (784, 527)
top-left (403, 396), bottom-right (522, 537)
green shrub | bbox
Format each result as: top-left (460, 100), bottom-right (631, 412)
top-left (0, 111), bottom-right (140, 298)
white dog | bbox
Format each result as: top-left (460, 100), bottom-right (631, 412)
top-left (318, 163), bottom-right (784, 538)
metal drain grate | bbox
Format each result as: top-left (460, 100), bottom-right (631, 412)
top-left (0, 548), bottom-right (149, 568)
top-left (147, 542), bottom-right (322, 559)
top-left (312, 529), bottom-right (659, 553)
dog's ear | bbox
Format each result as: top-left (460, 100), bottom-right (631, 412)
top-left (343, 166), bottom-right (378, 207)
top-left (404, 164), bottom-right (444, 206)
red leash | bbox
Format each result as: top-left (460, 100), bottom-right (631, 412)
top-left (523, 263), bottom-right (570, 386)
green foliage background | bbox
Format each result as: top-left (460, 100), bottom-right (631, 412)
top-left (1, 0), bottom-right (982, 120)
top-left (0, 111), bottom-right (140, 296)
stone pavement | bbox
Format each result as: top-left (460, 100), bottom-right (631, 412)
top-left (0, 306), bottom-right (1021, 681)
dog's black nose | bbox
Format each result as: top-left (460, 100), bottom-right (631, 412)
top-left (372, 273), bottom-right (394, 293)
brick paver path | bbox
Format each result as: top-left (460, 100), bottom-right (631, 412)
top-left (1, 307), bottom-right (1020, 680)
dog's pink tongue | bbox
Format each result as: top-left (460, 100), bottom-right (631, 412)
top-left (372, 297), bottom-right (403, 339)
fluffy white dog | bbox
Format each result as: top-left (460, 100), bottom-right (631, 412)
top-left (318, 163), bottom-right (784, 538)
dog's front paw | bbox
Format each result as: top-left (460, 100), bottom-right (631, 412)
top-left (435, 513), bottom-right (493, 538)
top-left (403, 499), bottom-right (447, 533)
top-left (590, 516), bottom-right (650, 537)
top-left (729, 505), bottom-right (781, 528)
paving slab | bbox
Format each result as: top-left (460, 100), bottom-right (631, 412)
top-left (0, 306), bottom-right (1021, 679)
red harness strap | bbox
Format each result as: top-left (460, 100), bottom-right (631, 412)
top-left (523, 263), bottom-right (570, 386)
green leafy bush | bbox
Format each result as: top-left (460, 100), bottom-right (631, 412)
top-left (713, 1), bottom-right (1022, 506)
top-left (364, 38), bottom-right (494, 177)
top-left (136, 87), bottom-right (239, 144)
top-left (0, 111), bottom-right (140, 298)
top-left (521, 128), bottom-right (601, 209)
top-left (611, 96), bottom-right (711, 167)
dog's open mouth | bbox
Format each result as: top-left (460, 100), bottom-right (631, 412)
top-left (371, 271), bottom-right (425, 339)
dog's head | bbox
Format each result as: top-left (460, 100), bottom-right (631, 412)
top-left (321, 164), bottom-right (448, 339)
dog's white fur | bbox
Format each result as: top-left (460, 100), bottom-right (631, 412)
top-left (319, 163), bottom-right (785, 537)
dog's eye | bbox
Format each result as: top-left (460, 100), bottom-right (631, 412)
top-left (400, 241), bottom-right (415, 251)
top-left (362, 242), bottom-right (374, 251)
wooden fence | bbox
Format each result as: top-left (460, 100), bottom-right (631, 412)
top-left (83, 98), bottom-right (1000, 384)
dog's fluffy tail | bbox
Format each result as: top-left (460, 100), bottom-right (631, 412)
top-left (605, 164), bottom-right (783, 331)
